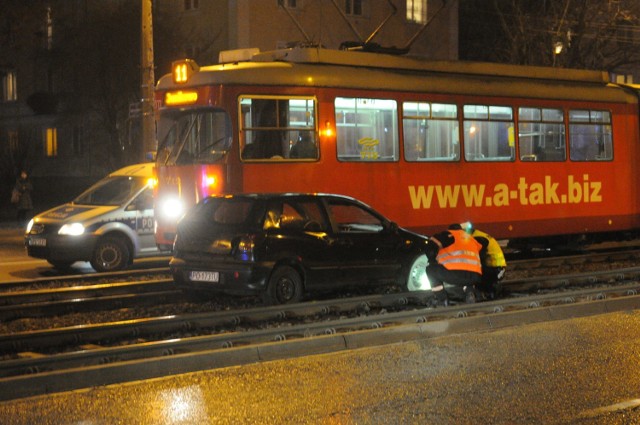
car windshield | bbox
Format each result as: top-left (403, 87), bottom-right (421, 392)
top-left (73, 176), bottom-right (147, 206)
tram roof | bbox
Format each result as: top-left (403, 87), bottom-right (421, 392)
top-left (250, 47), bottom-right (610, 85)
top-left (156, 47), bottom-right (636, 104)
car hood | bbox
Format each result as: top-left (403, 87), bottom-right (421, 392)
top-left (32, 203), bottom-right (120, 224)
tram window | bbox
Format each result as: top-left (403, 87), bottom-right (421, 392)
top-left (518, 107), bottom-right (566, 162)
top-left (335, 97), bottom-right (399, 162)
top-left (156, 109), bottom-right (232, 166)
top-left (463, 105), bottom-right (515, 162)
top-left (569, 109), bottom-right (612, 161)
top-left (239, 96), bottom-right (317, 161)
top-left (403, 102), bottom-right (459, 162)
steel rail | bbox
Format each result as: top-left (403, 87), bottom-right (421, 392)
top-left (0, 280), bottom-right (183, 321)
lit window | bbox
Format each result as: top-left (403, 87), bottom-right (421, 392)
top-left (406, 0), bottom-right (427, 24)
top-left (1, 69), bottom-right (17, 101)
top-left (239, 96), bottom-right (317, 161)
top-left (335, 97), bottom-right (399, 162)
top-left (569, 110), bottom-right (612, 161)
top-left (345, 0), bottom-right (363, 16)
top-left (518, 107), bottom-right (565, 162)
top-left (463, 105), bottom-right (515, 162)
top-left (403, 102), bottom-right (458, 161)
top-left (45, 6), bottom-right (53, 50)
top-left (45, 128), bottom-right (58, 157)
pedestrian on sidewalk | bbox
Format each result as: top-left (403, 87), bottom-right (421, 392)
top-left (13, 170), bottom-right (33, 226)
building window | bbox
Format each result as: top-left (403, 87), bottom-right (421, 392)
top-left (184, 0), bottom-right (199, 11)
top-left (45, 128), bottom-right (58, 157)
top-left (345, 0), bottom-right (363, 16)
top-left (406, 0), bottom-right (427, 24)
top-left (73, 126), bottom-right (83, 156)
top-left (1, 69), bottom-right (17, 101)
top-left (8, 131), bottom-right (18, 153)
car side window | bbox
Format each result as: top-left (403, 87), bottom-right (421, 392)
top-left (135, 188), bottom-right (154, 211)
top-left (264, 199), bottom-right (329, 231)
top-left (280, 203), bottom-right (305, 230)
top-left (328, 202), bottom-right (384, 233)
top-left (212, 200), bottom-right (253, 224)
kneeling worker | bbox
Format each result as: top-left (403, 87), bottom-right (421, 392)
top-left (425, 224), bottom-right (483, 306)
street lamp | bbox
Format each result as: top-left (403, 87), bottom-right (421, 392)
top-left (552, 41), bottom-right (564, 67)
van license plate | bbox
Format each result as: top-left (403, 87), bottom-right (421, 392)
top-left (189, 271), bottom-right (219, 282)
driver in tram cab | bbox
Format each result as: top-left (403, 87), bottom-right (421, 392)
top-left (424, 223), bottom-right (483, 306)
top-left (461, 221), bottom-right (507, 300)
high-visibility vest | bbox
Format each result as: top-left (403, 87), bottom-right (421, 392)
top-left (432, 229), bottom-right (482, 274)
top-left (473, 229), bottom-right (507, 268)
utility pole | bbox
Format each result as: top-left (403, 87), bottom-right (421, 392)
top-left (141, 0), bottom-right (156, 160)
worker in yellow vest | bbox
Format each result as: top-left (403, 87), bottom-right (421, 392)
top-left (461, 221), bottom-right (507, 300)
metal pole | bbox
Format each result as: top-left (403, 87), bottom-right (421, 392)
top-left (141, 0), bottom-right (156, 161)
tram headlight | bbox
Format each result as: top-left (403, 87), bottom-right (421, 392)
top-left (59, 222), bottom-right (85, 236)
top-left (161, 197), bottom-right (185, 220)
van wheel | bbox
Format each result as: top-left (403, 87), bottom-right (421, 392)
top-left (264, 266), bottom-right (303, 305)
top-left (404, 253), bottom-right (430, 292)
top-left (90, 236), bottom-right (130, 272)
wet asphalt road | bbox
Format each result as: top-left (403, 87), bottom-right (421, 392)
top-left (0, 311), bottom-right (639, 424)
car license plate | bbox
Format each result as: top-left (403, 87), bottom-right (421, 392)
top-left (189, 270), bottom-right (219, 282)
top-left (29, 238), bottom-right (47, 247)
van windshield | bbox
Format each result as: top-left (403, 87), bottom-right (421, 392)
top-left (73, 176), bottom-right (147, 206)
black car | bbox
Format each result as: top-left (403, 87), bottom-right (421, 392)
top-left (170, 193), bottom-right (430, 304)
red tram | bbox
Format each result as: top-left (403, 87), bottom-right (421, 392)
top-left (153, 46), bottom-right (640, 250)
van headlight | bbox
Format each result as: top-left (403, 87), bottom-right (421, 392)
top-left (26, 219), bottom-right (35, 233)
top-left (161, 197), bottom-right (185, 220)
top-left (59, 222), bottom-right (85, 236)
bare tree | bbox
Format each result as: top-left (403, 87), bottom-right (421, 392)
top-left (461, 0), bottom-right (640, 71)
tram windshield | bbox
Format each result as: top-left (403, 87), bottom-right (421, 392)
top-left (156, 108), bottom-right (232, 165)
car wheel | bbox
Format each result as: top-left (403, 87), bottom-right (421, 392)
top-left (90, 236), bottom-right (130, 272)
top-left (47, 260), bottom-right (74, 271)
top-left (264, 266), bottom-right (304, 305)
top-left (404, 253), bottom-right (430, 291)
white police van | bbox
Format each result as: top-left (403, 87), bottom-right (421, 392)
top-left (25, 163), bottom-right (169, 272)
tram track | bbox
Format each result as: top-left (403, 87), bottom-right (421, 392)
top-left (1, 256), bottom-right (640, 401)
top-left (0, 278), bottom-right (184, 321)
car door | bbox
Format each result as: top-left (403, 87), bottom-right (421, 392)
top-left (264, 198), bottom-right (339, 288)
top-left (324, 198), bottom-right (403, 285)
top-left (131, 187), bottom-right (157, 254)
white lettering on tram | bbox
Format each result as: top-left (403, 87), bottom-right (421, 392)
top-left (409, 174), bottom-right (603, 209)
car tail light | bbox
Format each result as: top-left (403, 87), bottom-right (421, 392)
top-left (234, 235), bottom-right (255, 261)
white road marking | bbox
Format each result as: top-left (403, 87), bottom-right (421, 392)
top-left (578, 399), bottom-right (640, 419)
